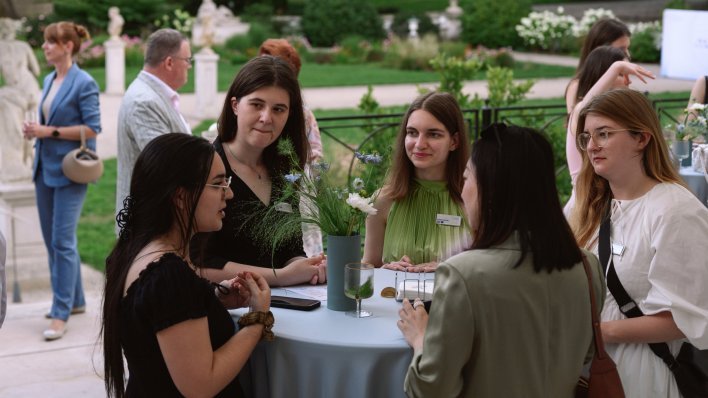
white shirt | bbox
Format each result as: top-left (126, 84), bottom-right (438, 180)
top-left (591, 182), bottom-right (708, 398)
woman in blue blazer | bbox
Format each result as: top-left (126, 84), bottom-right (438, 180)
top-left (22, 21), bottom-right (101, 341)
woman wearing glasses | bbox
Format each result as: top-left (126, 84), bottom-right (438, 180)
top-left (571, 88), bottom-right (708, 397)
top-left (564, 53), bottom-right (654, 214)
top-left (196, 56), bottom-right (326, 286)
top-left (103, 133), bottom-right (273, 397)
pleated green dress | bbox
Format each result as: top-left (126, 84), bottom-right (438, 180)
top-left (382, 179), bottom-right (473, 265)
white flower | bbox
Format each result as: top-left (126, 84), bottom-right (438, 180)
top-left (352, 177), bottom-right (365, 191)
top-left (346, 193), bottom-right (377, 216)
top-left (689, 103), bottom-right (706, 111)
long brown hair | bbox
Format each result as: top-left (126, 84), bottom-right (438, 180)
top-left (572, 89), bottom-right (684, 247)
top-left (578, 19), bottom-right (631, 67)
top-left (575, 46), bottom-right (626, 104)
top-left (384, 92), bottom-right (470, 203)
top-left (217, 56), bottom-right (308, 173)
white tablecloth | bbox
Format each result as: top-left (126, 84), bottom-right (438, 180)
top-left (232, 269), bottom-right (414, 398)
top-left (680, 166), bottom-right (708, 206)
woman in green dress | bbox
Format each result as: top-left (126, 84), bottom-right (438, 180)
top-left (363, 92), bottom-right (471, 272)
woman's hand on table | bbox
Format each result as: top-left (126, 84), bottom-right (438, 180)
top-left (397, 298), bottom-right (428, 353)
top-left (243, 272), bottom-right (271, 312)
top-left (215, 273), bottom-right (252, 309)
top-left (382, 256), bottom-right (437, 273)
top-left (282, 254), bottom-right (327, 285)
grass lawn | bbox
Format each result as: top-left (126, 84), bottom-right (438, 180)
top-left (60, 61), bottom-right (574, 93)
top-left (78, 90), bottom-right (690, 271)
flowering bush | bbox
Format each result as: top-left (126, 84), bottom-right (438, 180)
top-left (252, 140), bottom-right (384, 253)
top-left (75, 35), bottom-right (145, 68)
top-left (627, 21), bottom-right (662, 63)
top-left (573, 8), bottom-right (617, 37)
top-left (515, 7), bottom-right (647, 54)
top-left (515, 7), bottom-right (577, 52)
top-left (153, 9), bottom-right (193, 36)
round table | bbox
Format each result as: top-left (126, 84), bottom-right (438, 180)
top-left (232, 269), bottom-right (414, 398)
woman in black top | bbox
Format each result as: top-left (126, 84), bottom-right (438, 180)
top-left (103, 134), bottom-right (272, 397)
top-left (199, 56), bottom-right (327, 286)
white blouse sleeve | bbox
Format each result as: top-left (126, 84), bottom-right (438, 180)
top-left (642, 197), bottom-right (708, 349)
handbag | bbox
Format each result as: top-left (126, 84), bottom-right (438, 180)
top-left (61, 125), bottom-right (103, 184)
top-left (575, 254), bottom-right (626, 398)
top-left (599, 215), bottom-right (708, 398)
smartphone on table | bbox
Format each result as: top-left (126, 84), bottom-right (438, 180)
top-left (270, 295), bottom-right (321, 311)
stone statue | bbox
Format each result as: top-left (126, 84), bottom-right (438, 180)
top-left (0, 18), bottom-right (40, 183)
top-left (107, 7), bottom-right (124, 39)
top-left (192, 0), bottom-right (248, 46)
top-left (196, 0), bottom-right (217, 48)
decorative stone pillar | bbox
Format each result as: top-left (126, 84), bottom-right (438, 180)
top-left (0, 182), bottom-right (50, 300)
top-left (104, 38), bottom-right (125, 94)
top-left (195, 47), bottom-right (220, 118)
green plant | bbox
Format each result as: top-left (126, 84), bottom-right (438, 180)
top-left (383, 34), bottom-right (440, 71)
top-left (154, 9), bottom-right (194, 36)
top-left (666, 103), bottom-right (708, 142)
top-left (428, 53), bottom-right (484, 108)
top-left (250, 140), bottom-right (384, 264)
top-left (461, 0), bottom-right (531, 48)
top-left (628, 22), bottom-right (662, 63)
top-left (301, 0), bottom-right (385, 47)
top-left (485, 66), bottom-right (535, 107)
top-left (53, 0), bottom-right (170, 37)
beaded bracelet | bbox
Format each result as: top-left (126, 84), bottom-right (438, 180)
top-left (237, 311), bottom-right (275, 341)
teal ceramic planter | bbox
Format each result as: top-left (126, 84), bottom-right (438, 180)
top-left (326, 235), bottom-right (359, 311)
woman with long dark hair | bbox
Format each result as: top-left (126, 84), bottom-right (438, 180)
top-left (103, 133), bottom-right (272, 397)
top-left (398, 124), bottom-right (604, 397)
top-left (198, 56), bottom-right (326, 286)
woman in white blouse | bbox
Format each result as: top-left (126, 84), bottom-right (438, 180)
top-left (571, 88), bottom-right (708, 398)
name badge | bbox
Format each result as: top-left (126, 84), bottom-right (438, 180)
top-left (611, 242), bottom-right (625, 256)
top-left (436, 213), bottom-right (462, 227)
top-left (275, 202), bottom-right (293, 213)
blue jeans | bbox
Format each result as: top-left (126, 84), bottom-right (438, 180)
top-left (35, 171), bottom-right (87, 321)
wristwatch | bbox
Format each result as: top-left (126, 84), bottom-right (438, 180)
top-left (51, 129), bottom-right (60, 138)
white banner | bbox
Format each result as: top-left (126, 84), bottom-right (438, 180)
top-left (661, 9), bottom-right (708, 80)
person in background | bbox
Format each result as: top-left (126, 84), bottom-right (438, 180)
top-left (564, 46), bottom-right (648, 215)
top-left (103, 133), bottom-right (272, 398)
top-left (258, 38), bottom-right (324, 257)
top-left (116, 28), bottom-right (192, 226)
top-left (363, 92), bottom-right (471, 272)
top-left (571, 88), bottom-right (708, 397)
top-left (21, 21), bottom-right (101, 341)
top-left (398, 124), bottom-right (604, 397)
top-left (565, 18), bottom-right (632, 114)
top-left (197, 56), bottom-right (326, 286)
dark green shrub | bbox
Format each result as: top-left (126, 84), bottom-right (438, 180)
top-left (460, 0), bottom-right (530, 48)
top-left (301, 0), bottom-right (385, 47)
top-left (241, 2), bottom-right (275, 24)
top-left (630, 26), bottom-right (661, 63)
top-left (53, 0), bottom-right (171, 38)
top-left (390, 11), bottom-right (438, 38)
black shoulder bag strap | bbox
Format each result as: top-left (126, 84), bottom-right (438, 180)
top-left (598, 212), bottom-right (681, 371)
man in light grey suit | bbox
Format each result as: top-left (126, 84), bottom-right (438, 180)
top-left (116, 29), bottom-right (192, 226)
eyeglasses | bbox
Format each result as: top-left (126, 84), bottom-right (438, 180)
top-left (577, 128), bottom-right (635, 151)
top-left (205, 176), bottom-right (232, 194)
top-left (173, 55), bottom-right (193, 65)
